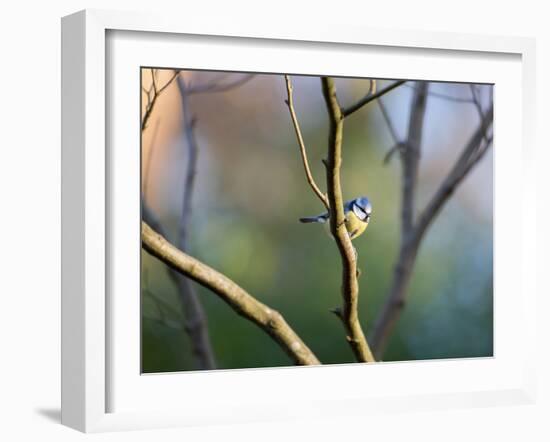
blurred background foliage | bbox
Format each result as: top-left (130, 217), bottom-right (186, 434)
top-left (141, 69), bottom-right (493, 373)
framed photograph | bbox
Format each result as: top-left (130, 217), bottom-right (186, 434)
top-left (61, 9), bottom-right (537, 433)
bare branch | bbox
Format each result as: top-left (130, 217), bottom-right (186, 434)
top-left (470, 85), bottom-right (489, 144)
top-left (284, 75), bottom-right (329, 210)
top-left (370, 95), bottom-right (494, 359)
top-left (401, 81), bottom-right (429, 233)
top-left (376, 98), bottom-right (400, 147)
top-left (158, 71), bottom-right (180, 94)
top-left (142, 221), bottom-right (321, 366)
top-left (151, 68), bottom-right (158, 95)
top-left (368, 83), bottom-right (429, 359)
top-left (176, 76), bottom-right (200, 251)
top-left (321, 77), bottom-right (375, 363)
top-left (342, 80), bottom-right (407, 118)
top-left (404, 82), bottom-right (476, 104)
top-left (415, 105), bottom-right (493, 240)
top-left (141, 70), bottom-right (180, 131)
top-left (170, 74), bottom-right (218, 370)
top-left (188, 73), bottom-right (255, 95)
top-left (142, 199), bottom-right (216, 369)
top-left (376, 97), bottom-right (402, 164)
top-left (142, 119), bottom-right (160, 201)
top-left (141, 70), bottom-right (216, 369)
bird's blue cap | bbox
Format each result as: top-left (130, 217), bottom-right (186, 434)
top-left (354, 196), bottom-right (372, 214)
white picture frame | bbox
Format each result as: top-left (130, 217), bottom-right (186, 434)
top-left (61, 9), bottom-right (537, 433)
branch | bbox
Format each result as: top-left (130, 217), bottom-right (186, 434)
top-left (176, 76), bottom-right (200, 251)
top-left (342, 80), bottom-right (407, 118)
top-left (141, 70), bottom-right (259, 369)
top-left (142, 119), bottom-right (160, 200)
top-left (404, 82), bottom-right (476, 104)
top-left (141, 69), bottom-right (179, 131)
top-left (401, 82), bottom-right (429, 234)
top-left (368, 82), bottom-right (429, 359)
top-left (187, 73), bottom-right (255, 95)
top-left (376, 98), bottom-right (400, 147)
top-left (142, 196), bottom-right (217, 370)
top-left (370, 96), bottom-right (494, 359)
top-left (173, 74), bottom-right (217, 369)
top-left (415, 105), bottom-right (493, 240)
top-left (284, 75), bottom-right (329, 210)
top-left (142, 222), bottom-right (321, 366)
top-left (141, 70), bottom-right (217, 369)
top-left (321, 77), bottom-right (375, 363)
top-left (376, 98), bottom-right (402, 164)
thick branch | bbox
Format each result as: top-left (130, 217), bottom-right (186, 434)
top-left (342, 80), bottom-right (407, 118)
top-left (284, 75), bottom-right (329, 210)
top-left (321, 77), bottom-right (375, 363)
top-left (142, 222), bottom-right (321, 366)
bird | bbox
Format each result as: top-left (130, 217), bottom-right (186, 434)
top-left (299, 196), bottom-right (372, 240)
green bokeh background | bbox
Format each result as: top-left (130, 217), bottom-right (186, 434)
top-left (141, 71), bottom-right (493, 373)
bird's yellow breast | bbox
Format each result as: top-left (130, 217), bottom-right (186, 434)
top-left (322, 211), bottom-right (369, 240)
top-left (345, 211), bottom-right (369, 240)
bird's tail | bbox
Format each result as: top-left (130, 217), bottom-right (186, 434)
top-left (299, 215), bottom-right (328, 224)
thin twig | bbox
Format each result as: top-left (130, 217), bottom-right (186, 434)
top-left (376, 97), bottom-right (403, 164)
top-left (376, 98), bottom-right (400, 146)
top-left (284, 75), bottom-right (329, 210)
top-left (142, 221), bottom-right (321, 366)
top-left (342, 80), bottom-right (407, 118)
top-left (321, 77), bottom-right (375, 363)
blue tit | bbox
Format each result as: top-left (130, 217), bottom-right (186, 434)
top-left (299, 196), bottom-right (372, 240)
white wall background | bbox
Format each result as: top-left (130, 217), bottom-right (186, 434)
top-left (0, 1), bottom-right (547, 440)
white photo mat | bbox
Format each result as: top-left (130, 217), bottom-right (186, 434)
top-left (61, 9), bottom-right (537, 433)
